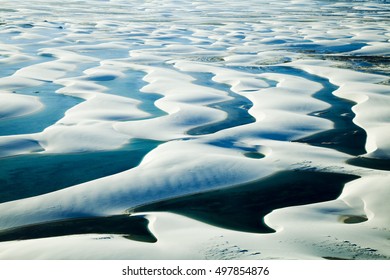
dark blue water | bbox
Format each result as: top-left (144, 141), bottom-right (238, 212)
top-left (0, 139), bottom-right (161, 203)
top-left (187, 72), bottom-right (256, 135)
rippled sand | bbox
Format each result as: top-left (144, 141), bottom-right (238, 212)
top-left (0, 0), bottom-right (389, 259)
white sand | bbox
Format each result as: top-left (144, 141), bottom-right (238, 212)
top-left (0, 0), bottom-right (389, 260)
top-left (0, 92), bottom-right (43, 119)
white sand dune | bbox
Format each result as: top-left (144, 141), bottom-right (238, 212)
top-left (0, 92), bottom-right (43, 119)
top-left (287, 60), bottom-right (390, 159)
top-left (0, 0), bottom-right (389, 260)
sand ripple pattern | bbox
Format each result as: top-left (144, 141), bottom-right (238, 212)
top-left (0, 0), bottom-right (389, 259)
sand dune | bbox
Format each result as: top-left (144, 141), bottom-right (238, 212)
top-left (0, 0), bottom-right (389, 259)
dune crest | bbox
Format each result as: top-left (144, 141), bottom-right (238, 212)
top-left (0, 0), bottom-right (389, 260)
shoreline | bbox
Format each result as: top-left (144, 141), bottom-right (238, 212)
top-left (132, 170), bottom-right (359, 234)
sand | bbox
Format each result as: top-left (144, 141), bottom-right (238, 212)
top-left (0, 0), bottom-right (389, 260)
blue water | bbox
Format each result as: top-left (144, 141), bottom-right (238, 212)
top-left (187, 71), bottom-right (256, 135)
top-left (92, 69), bottom-right (166, 119)
top-left (0, 139), bottom-right (161, 203)
top-left (0, 82), bottom-right (82, 136)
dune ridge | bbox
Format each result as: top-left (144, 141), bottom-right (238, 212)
top-left (0, 0), bottom-right (389, 259)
